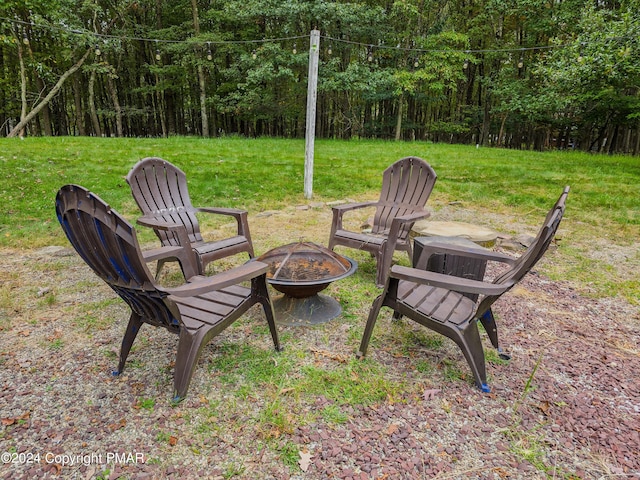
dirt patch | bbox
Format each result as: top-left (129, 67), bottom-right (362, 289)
top-left (1, 203), bottom-right (639, 479)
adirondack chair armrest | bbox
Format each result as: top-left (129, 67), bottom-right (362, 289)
top-left (415, 241), bottom-right (517, 267)
top-left (196, 207), bottom-right (251, 236)
top-left (142, 245), bottom-right (189, 262)
top-left (137, 215), bottom-right (193, 244)
top-left (391, 209), bottom-right (430, 227)
top-left (330, 200), bottom-right (378, 234)
top-left (390, 265), bottom-right (512, 296)
top-left (136, 215), bottom-right (183, 231)
top-left (331, 200), bottom-right (378, 213)
top-left (196, 206), bottom-right (247, 219)
top-left (163, 261), bottom-right (269, 297)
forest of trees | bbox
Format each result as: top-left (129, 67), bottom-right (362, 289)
top-left (1, 0), bottom-right (639, 154)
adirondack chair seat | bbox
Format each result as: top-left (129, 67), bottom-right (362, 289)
top-left (56, 184), bottom-right (281, 402)
top-left (357, 187), bottom-right (570, 393)
top-left (127, 157), bottom-right (255, 278)
top-left (394, 278), bottom-right (478, 326)
top-left (328, 157), bottom-right (437, 287)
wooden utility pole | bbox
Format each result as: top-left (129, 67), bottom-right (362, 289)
top-left (304, 30), bottom-right (320, 199)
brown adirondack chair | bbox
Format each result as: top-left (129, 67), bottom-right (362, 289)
top-left (126, 157), bottom-right (254, 278)
top-left (357, 187), bottom-right (569, 392)
top-left (56, 184), bottom-right (281, 402)
top-left (328, 156), bottom-right (437, 287)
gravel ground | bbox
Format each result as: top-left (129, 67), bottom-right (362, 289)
top-left (1, 203), bottom-right (638, 480)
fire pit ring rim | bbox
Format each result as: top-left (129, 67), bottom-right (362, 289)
top-left (263, 255), bottom-right (357, 287)
top-left (251, 241), bottom-right (358, 288)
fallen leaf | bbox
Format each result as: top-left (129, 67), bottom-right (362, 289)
top-left (310, 347), bottom-right (348, 363)
top-left (538, 400), bottom-right (551, 415)
top-left (298, 450), bottom-right (312, 472)
top-left (169, 435), bottom-right (178, 446)
top-left (385, 423), bottom-right (399, 435)
top-left (492, 466), bottom-right (509, 479)
top-left (2, 411), bottom-right (31, 426)
top-left (423, 389), bottom-right (441, 401)
top-left (107, 418), bottom-right (127, 431)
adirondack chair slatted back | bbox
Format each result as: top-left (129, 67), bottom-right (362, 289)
top-left (56, 184), bottom-right (179, 333)
top-left (372, 156), bottom-right (437, 240)
top-left (127, 157), bottom-right (203, 247)
top-left (475, 186), bottom-right (569, 319)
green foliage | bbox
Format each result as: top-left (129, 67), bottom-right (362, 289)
top-left (2, 0), bottom-right (639, 149)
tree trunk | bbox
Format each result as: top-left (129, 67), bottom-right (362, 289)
top-left (73, 75), bottom-right (86, 136)
top-left (191, 0), bottom-right (209, 137)
top-left (88, 70), bottom-right (102, 137)
top-left (17, 36), bottom-right (28, 138)
top-left (106, 75), bottom-right (123, 136)
top-left (394, 94), bottom-right (403, 141)
top-left (8, 49), bottom-right (92, 138)
top-left (498, 113), bottom-right (507, 147)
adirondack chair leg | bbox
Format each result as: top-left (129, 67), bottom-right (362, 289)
top-left (478, 309), bottom-right (511, 360)
top-left (154, 258), bottom-right (168, 280)
top-left (172, 327), bottom-right (210, 402)
top-left (254, 276), bottom-right (282, 352)
top-left (115, 312), bottom-right (144, 375)
top-left (357, 294), bottom-right (385, 359)
top-left (454, 322), bottom-right (490, 393)
top-left (374, 251), bottom-right (386, 288)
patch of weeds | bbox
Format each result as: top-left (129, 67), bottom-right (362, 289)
top-left (321, 404), bottom-right (349, 424)
top-left (157, 268), bottom-right (189, 287)
top-left (250, 324), bottom-right (271, 336)
top-left (440, 358), bottom-right (466, 383)
top-left (208, 343), bottom-right (293, 396)
top-left (194, 400), bottom-right (239, 439)
top-left (95, 469), bottom-right (111, 480)
top-left (398, 330), bottom-right (444, 354)
top-left (155, 431), bottom-right (170, 443)
top-left (49, 338), bottom-right (64, 350)
top-left (415, 359), bottom-right (435, 375)
top-left (235, 384), bottom-right (253, 400)
top-left (137, 398), bottom-right (155, 411)
top-left (0, 311), bottom-right (10, 331)
top-left (74, 299), bottom-right (119, 330)
top-left (0, 285), bottom-right (16, 330)
top-left (41, 260), bottom-right (68, 272)
top-left (485, 348), bottom-right (510, 365)
top-left (127, 359), bottom-right (145, 369)
top-left (103, 349), bottom-right (118, 360)
top-left (37, 292), bottom-right (56, 307)
top-left (513, 352), bottom-right (543, 414)
top-left (503, 423), bottom-right (552, 474)
top-left (276, 440), bottom-right (300, 470)
top-left (257, 398), bottom-right (296, 439)
top-left (222, 461), bottom-right (246, 478)
top-left (300, 358), bottom-right (404, 405)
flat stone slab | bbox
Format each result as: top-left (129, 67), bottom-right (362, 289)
top-left (411, 220), bottom-right (498, 247)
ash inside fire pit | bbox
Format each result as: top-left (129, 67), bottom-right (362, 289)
top-left (254, 242), bottom-right (357, 325)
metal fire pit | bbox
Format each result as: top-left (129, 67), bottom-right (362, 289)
top-left (254, 242), bottom-right (357, 326)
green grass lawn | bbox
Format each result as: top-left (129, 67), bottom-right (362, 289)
top-left (1, 136), bottom-right (638, 478)
top-left (0, 136), bottom-right (638, 301)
